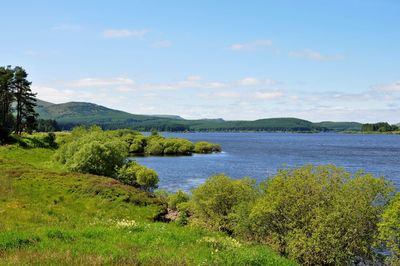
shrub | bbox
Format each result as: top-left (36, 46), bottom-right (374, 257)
top-left (379, 193), bottom-right (400, 261)
top-left (194, 141), bottom-right (221, 153)
top-left (145, 137), bottom-right (164, 155)
top-left (249, 164), bottom-right (394, 265)
top-left (116, 161), bottom-right (159, 191)
top-left (65, 140), bottom-right (126, 176)
top-left (55, 126), bottom-right (129, 176)
top-left (190, 174), bottom-right (257, 233)
top-left (135, 166), bottom-right (159, 191)
top-left (168, 190), bottom-right (190, 210)
top-left (43, 132), bottom-right (57, 148)
top-left (163, 138), bottom-right (194, 155)
top-left (129, 136), bottom-right (146, 153)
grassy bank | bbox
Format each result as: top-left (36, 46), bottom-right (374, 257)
top-left (0, 145), bottom-right (295, 265)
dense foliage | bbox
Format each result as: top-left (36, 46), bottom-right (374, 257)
top-left (120, 128), bottom-right (220, 156)
top-left (36, 119), bottom-right (59, 132)
top-left (0, 66), bottom-right (37, 142)
top-left (145, 136), bottom-right (195, 155)
top-left (55, 126), bottom-right (220, 192)
top-left (0, 146), bottom-right (296, 265)
top-left (184, 165), bottom-right (396, 265)
top-left (379, 194), bottom-right (400, 263)
top-left (64, 140), bottom-right (126, 177)
top-left (190, 174), bottom-right (258, 233)
top-left (2, 130), bottom-right (400, 265)
top-left (249, 165), bottom-right (393, 265)
top-left (116, 161), bottom-right (159, 191)
top-left (194, 141), bottom-right (222, 153)
top-left (168, 190), bottom-right (190, 210)
top-left (55, 126), bottom-right (128, 177)
top-left (361, 122), bottom-right (399, 132)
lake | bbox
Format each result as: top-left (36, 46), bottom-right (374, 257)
top-left (131, 132), bottom-right (400, 192)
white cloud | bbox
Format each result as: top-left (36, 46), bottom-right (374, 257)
top-left (237, 77), bottom-right (277, 86)
top-left (229, 39), bottom-right (272, 50)
top-left (376, 81), bottom-right (400, 92)
top-left (204, 90), bottom-right (284, 101)
top-left (205, 82), bottom-right (228, 89)
top-left (69, 77), bottom-right (135, 87)
top-left (254, 90), bottom-right (283, 100)
top-left (32, 77), bottom-right (400, 123)
top-left (289, 49), bottom-right (344, 61)
top-left (137, 77), bottom-right (228, 91)
top-left (64, 75), bottom-right (278, 93)
top-left (32, 85), bottom-right (127, 106)
top-left (101, 29), bottom-right (148, 39)
top-left (151, 40), bottom-right (172, 48)
top-left (211, 91), bottom-right (242, 98)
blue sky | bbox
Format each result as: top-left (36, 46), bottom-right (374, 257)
top-left (1, 0), bottom-right (399, 122)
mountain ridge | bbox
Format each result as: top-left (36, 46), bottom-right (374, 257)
top-left (35, 100), bottom-right (362, 132)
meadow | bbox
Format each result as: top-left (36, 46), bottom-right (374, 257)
top-left (0, 142), bottom-right (295, 265)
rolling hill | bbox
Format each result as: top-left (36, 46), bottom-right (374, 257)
top-left (35, 100), bottom-right (362, 132)
top-left (314, 121), bottom-right (362, 132)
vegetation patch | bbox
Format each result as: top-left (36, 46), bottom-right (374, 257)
top-left (0, 144), bottom-right (295, 265)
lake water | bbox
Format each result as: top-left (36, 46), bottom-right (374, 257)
top-left (132, 132), bottom-right (400, 192)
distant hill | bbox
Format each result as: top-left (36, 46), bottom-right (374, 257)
top-left (35, 101), bottom-right (185, 130)
top-left (35, 100), bottom-right (362, 132)
top-left (36, 99), bottom-right (55, 108)
top-left (151, 115), bottom-right (184, 120)
top-left (314, 121), bottom-right (362, 132)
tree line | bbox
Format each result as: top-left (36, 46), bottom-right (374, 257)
top-left (0, 66), bottom-right (60, 143)
top-left (361, 122), bottom-right (399, 132)
top-left (0, 66), bottom-right (37, 142)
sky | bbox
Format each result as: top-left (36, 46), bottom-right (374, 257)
top-left (1, 0), bottom-right (399, 123)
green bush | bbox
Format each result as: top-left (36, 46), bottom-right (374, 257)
top-left (190, 174), bottom-right (257, 233)
top-left (249, 164), bottom-right (394, 265)
top-left (116, 161), bottom-right (159, 191)
top-left (129, 136), bottom-right (146, 153)
top-left (163, 138), bottom-right (194, 155)
top-left (55, 126), bottom-right (129, 176)
top-left (194, 141), bottom-right (221, 153)
top-left (145, 137), bottom-right (164, 155)
top-left (168, 190), bottom-right (190, 210)
top-left (65, 140), bottom-right (126, 176)
top-left (136, 167), bottom-right (159, 191)
top-left (43, 132), bottom-right (58, 148)
top-left (379, 193), bottom-right (400, 261)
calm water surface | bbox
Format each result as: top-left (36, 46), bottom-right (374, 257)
top-left (132, 132), bottom-right (400, 192)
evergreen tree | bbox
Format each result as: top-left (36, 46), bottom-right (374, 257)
top-left (0, 66), bottom-right (15, 141)
top-left (13, 67), bottom-right (37, 135)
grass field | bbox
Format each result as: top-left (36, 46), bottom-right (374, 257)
top-left (0, 145), bottom-right (295, 265)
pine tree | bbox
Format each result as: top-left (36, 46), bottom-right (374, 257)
top-left (0, 66), bottom-right (15, 142)
top-left (13, 67), bottom-right (37, 135)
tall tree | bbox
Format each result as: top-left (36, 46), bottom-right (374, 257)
top-left (13, 67), bottom-right (37, 135)
top-left (0, 66), bottom-right (15, 127)
top-left (0, 66), bottom-right (15, 142)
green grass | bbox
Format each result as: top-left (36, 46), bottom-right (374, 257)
top-left (0, 145), bottom-right (296, 265)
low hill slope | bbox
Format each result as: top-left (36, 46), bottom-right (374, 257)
top-left (314, 121), bottom-right (362, 132)
top-left (35, 100), bottom-right (361, 132)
